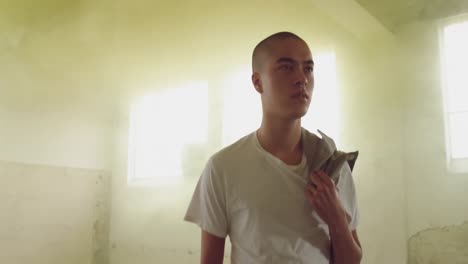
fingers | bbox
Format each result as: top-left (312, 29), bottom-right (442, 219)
top-left (306, 185), bottom-right (318, 206)
top-left (306, 182), bottom-right (327, 203)
top-left (305, 188), bottom-right (323, 210)
top-left (309, 170), bottom-right (334, 192)
top-left (308, 170), bottom-right (338, 207)
top-left (305, 188), bottom-right (315, 204)
top-left (315, 170), bottom-right (334, 189)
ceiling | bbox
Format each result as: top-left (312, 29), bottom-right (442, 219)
top-left (355, 0), bottom-right (468, 32)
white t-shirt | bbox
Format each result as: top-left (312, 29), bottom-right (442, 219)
top-left (184, 129), bottom-right (359, 264)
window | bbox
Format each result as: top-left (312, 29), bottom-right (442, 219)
top-left (222, 52), bottom-right (340, 146)
top-left (127, 82), bottom-right (209, 186)
top-left (440, 16), bottom-right (468, 173)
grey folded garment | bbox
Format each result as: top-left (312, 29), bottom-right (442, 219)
top-left (320, 150), bottom-right (359, 184)
top-left (303, 129), bottom-right (358, 185)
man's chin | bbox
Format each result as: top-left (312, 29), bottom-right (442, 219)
top-left (288, 110), bottom-right (307, 120)
top-left (270, 108), bottom-right (308, 120)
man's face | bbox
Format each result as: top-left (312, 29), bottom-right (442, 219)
top-left (253, 38), bottom-right (314, 120)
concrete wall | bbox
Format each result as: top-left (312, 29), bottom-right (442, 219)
top-left (396, 20), bottom-right (468, 264)
top-left (0, 161), bottom-right (110, 264)
top-left (0, 110), bottom-right (113, 170)
top-left (1, 1), bottom-right (116, 262)
top-left (408, 222), bottom-right (468, 264)
top-left (338, 40), bottom-right (407, 263)
top-left (1, 0), bottom-right (444, 263)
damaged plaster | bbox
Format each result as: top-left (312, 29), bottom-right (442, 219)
top-left (408, 221), bottom-right (468, 264)
top-left (92, 172), bottom-right (111, 264)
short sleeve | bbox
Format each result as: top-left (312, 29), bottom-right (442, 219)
top-left (184, 157), bottom-right (228, 238)
top-left (336, 163), bottom-right (360, 231)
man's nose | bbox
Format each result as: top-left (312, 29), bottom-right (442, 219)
top-left (294, 70), bottom-right (308, 88)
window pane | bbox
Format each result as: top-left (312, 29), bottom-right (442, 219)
top-left (128, 82), bottom-right (209, 186)
top-left (449, 111), bottom-right (468, 159)
top-left (443, 21), bottom-right (468, 113)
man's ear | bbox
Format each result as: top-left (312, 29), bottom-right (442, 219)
top-left (252, 72), bottom-right (263, 93)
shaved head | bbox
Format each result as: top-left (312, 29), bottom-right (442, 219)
top-left (252, 32), bottom-right (307, 72)
top-left (250, 31), bottom-right (314, 120)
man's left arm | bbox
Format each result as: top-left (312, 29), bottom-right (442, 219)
top-left (329, 219), bottom-right (362, 264)
top-left (306, 170), bottom-right (362, 264)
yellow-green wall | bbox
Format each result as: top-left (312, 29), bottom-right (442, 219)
top-left (397, 20), bottom-right (468, 263)
top-left (10, 0), bottom-right (468, 263)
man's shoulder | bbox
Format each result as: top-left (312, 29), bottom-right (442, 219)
top-left (210, 132), bottom-right (256, 166)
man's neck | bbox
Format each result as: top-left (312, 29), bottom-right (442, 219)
top-left (256, 117), bottom-right (303, 165)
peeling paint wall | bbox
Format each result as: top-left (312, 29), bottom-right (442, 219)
top-left (408, 222), bottom-right (468, 264)
top-left (92, 172), bottom-right (111, 264)
top-left (0, 160), bottom-right (111, 264)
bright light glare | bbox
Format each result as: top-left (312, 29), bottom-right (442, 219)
top-left (449, 112), bottom-right (468, 158)
top-left (222, 68), bottom-right (261, 146)
top-left (442, 20), bottom-right (468, 159)
top-left (128, 82), bottom-right (209, 186)
top-left (302, 52), bottom-right (340, 143)
top-left (443, 21), bottom-right (468, 113)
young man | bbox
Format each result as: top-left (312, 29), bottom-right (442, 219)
top-left (185, 32), bottom-right (362, 264)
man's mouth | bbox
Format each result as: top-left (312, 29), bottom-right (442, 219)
top-left (291, 91), bottom-right (309, 99)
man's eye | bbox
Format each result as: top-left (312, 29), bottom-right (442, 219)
top-left (280, 65), bottom-right (293, 71)
top-left (305, 66), bottom-right (314, 73)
